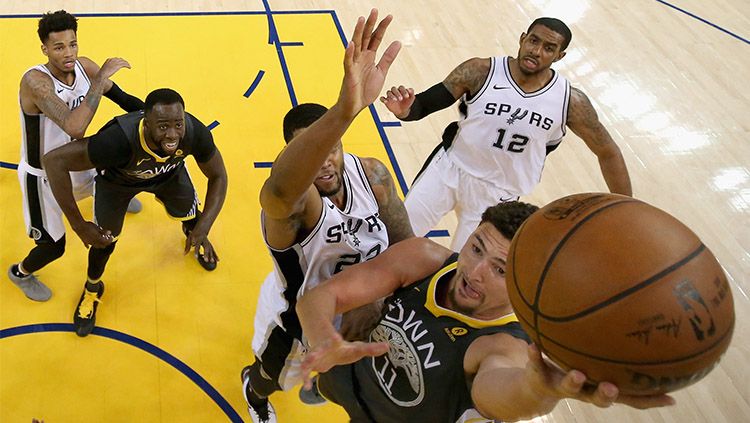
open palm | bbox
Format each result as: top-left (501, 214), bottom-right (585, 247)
top-left (339, 9), bottom-right (402, 118)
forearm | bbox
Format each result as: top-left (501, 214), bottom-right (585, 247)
top-left (264, 103), bottom-right (352, 202)
top-left (42, 157), bottom-right (87, 230)
top-left (297, 287), bottom-right (341, 349)
top-left (400, 82), bottom-right (457, 121)
top-left (473, 367), bottom-right (559, 421)
top-left (599, 153), bottom-right (632, 196)
top-left (64, 78), bottom-right (108, 139)
top-left (104, 82), bottom-right (144, 112)
top-left (195, 173), bottom-right (227, 233)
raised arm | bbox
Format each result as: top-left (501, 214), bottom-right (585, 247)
top-left (360, 157), bottom-right (414, 244)
top-left (467, 336), bottom-right (675, 421)
top-left (260, 9), bottom-right (401, 221)
top-left (20, 57), bottom-right (132, 139)
top-left (79, 57), bottom-right (144, 112)
top-left (297, 237), bottom-right (450, 381)
top-left (566, 86), bottom-right (632, 196)
top-left (380, 57), bottom-right (490, 120)
top-left (42, 140), bottom-right (113, 248)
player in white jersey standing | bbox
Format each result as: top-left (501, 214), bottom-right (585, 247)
top-left (381, 17), bottom-right (632, 251)
top-left (8, 10), bottom-right (143, 302)
top-left (240, 10), bottom-right (413, 423)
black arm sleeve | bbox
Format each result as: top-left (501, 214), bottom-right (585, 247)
top-left (104, 82), bottom-right (145, 112)
top-left (87, 121), bottom-right (133, 168)
top-left (190, 116), bottom-right (218, 163)
top-left (402, 82), bottom-right (457, 121)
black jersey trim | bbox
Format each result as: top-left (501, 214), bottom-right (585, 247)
top-left (560, 79), bottom-right (571, 138)
top-left (341, 162), bottom-right (354, 214)
top-left (269, 246), bottom-right (306, 338)
top-left (350, 154), bottom-right (377, 204)
top-left (503, 56), bottom-right (560, 98)
top-left (39, 64), bottom-right (76, 91)
top-left (75, 60), bottom-right (91, 86)
top-left (22, 113), bottom-right (42, 168)
top-left (464, 57), bottom-right (495, 105)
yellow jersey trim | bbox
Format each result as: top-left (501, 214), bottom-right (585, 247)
top-left (424, 262), bottom-right (519, 329)
top-left (139, 120), bottom-right (169, 163)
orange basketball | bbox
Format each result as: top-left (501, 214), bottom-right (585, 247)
top-left (506, 193), bottom-right (735, 395)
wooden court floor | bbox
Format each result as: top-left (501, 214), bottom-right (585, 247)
top-left (0, 1), bottom-right (748, 422)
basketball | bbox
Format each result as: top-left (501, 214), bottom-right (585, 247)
top-left (506, 193), bottom-right (735, 395)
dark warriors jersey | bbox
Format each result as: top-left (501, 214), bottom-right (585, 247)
top-left (87, 110), bottom-right (216, 188)
top-left (351, 254), bottom-right (530, 422)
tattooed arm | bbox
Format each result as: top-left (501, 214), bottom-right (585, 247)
top-left (361, 157), bottom-right (414, 244)
top-left (566, 87), bottom-right (632, 196)
top-left (381, 57), bottom-right (491, 120)
top-left (19, 57), bottom-right (132, 139)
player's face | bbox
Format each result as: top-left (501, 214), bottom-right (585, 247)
top-left (290, 126), bottom-right (345, 197)
top-left (314, 142), bottom-right (345, 197)
top-left (41, 30), bottom-right (78, 74)
top-left (516, 24), bottom-right (566, 75)
top-left (144, 103), bottom-right (186, 156)
top-left (449, 223), bottom-right (513, 319)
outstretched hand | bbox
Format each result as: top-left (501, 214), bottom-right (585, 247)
top-left (301, 332), bottom-right (389, 390)
top-left (525, 344), bottom-right (675, 410)
top-left (338, 9), bottom-right (402, 119)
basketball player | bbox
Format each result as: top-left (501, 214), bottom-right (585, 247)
top-left (240, 10), bottom-right (409, 423)
top-left (43, 88), bottom-right (227, 337)
top-left (8, 10), bottom-right (143, 302)
top-left (298, 202), bottom-right (675, 422)
top-left (381, 17), bottom-right (632, 250)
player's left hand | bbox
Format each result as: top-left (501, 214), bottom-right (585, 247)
top-left (525, 344), bottom-right (675, 409)
top-left (300, 332), bottom-right (389, 390)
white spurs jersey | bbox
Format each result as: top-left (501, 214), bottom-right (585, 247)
top-left (446, 56), bottom-right (570, 196)
top-left (262, 153), bottom-right (389, 309)
top-left (19, 60), bottom-right (91, 171)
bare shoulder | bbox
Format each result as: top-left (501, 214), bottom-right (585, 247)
top-left (465, 331), bottom-right (529, 374)
top-left (359, 156), bottom-right (392, 187)
top-left (77, 56), bottom-right (100, 77)
top-left (443, 57), bottom-right (492, 97)
top-left (566, 85), bottom-right (601, 127)
top-left (20, 69), bottom-right (54, 108)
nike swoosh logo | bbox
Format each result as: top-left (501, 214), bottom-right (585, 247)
top-left (136, 158), bottom-right (152, 166)
top-left (56, 88), bottom-right (64, 93)
top-left (493, 85), bottom-right (511, 90)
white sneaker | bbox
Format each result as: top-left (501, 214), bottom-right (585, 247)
top-left (8, 265), bottom-right (51, 302)
top-left (127, 197), bottom-right (142, 213)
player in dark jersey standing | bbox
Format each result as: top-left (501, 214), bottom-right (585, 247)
top-left (297, 202), bottom-right (675, 422)
top-left (43, 88), bottom-right (227, 337)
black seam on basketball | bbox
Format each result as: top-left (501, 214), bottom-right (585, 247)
top-left (539, 243), bottom-right (707, 322)
top-left (537, 318), bottom-right (734, 366)
top-left (532, 199), bottom-right (639, 347)
top-left (510, 219), bottom-right (535, 309)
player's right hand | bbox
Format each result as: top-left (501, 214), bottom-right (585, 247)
top-left (75, 221), bottom-right (115, 249)
top-left (338, 9), bottom-right (401, 119)
top-left (96, 57), bottom-right (131, 82)
top-left (380, 85), bottom-right (415, 119)
top-left (300, 332), bottom-right (389, 389)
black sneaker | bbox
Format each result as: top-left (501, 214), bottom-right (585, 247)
top-left (241, 366), bottom-right (277, 423)
top-left (195, 249), bottom-right (217, 271)
top-left (73, 282), bottom-right (104, 337)
top-left (299, 374), bottom-right (327, 405)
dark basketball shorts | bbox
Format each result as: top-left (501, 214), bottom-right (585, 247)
top-left (93, 166), bottom-right (199, 237)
